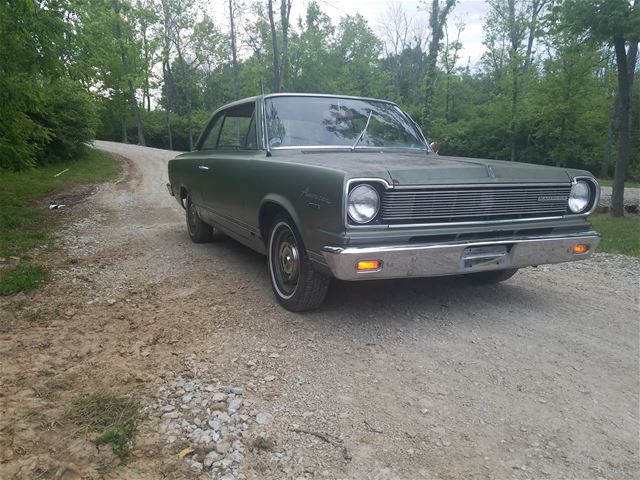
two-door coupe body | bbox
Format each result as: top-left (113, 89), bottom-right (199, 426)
top-left (167, 94), bottom-right (600, 311)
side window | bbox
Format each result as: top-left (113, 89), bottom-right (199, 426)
top-left (244, 114), bottom-right (257, 149)
top-left (200, 114), bottom-right (223, 150)
top-left (218, 115), bottom-right (254, 149)
top-left (199, 102), bottom-right (257, 151)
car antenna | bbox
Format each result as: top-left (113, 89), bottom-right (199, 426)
top-left (351, 110), bottom-right (373, 152)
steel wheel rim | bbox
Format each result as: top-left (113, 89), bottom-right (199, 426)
top-left (188, 203), bottom-right (198, 235)
top-left (269, 222), bottom-right (300, 299)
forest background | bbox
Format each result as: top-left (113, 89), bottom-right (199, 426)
top-left (1, 0), bottom-right (638, 216)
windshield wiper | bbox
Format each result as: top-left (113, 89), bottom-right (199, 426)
top-left (351, 110), bottom-right (373, 152)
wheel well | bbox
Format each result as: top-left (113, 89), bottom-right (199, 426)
top-left (179, 187), bottom-right (188, 209)
top-left (259, 202), bottom-right (287, 244)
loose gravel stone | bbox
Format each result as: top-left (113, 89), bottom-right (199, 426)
top-left (256, 412), bottom-right (274, 425)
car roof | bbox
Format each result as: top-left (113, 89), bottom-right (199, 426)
top-left (215, 93), bottom-right (399, 111)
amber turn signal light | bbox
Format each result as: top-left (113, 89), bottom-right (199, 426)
top-left (572, 244), bottom-right (589, 254)
top-left (356, 260), bottom-right (382, 271)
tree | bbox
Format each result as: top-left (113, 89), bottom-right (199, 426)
top-left (228, 0), bottom-right (241, 99)
top-left (112, 0), bottom-right (145, 146)
top-left (558, 0), bottom-right (640, 216)
top-left (482, 0), bottom-right (547, 162)
top-left (334, 14), bottom-right (385, 97)
top-left (421, 0), bottom-right (456, 132)
top-left (288, 1), bottom-right (336, 93)
top-left (267, 0), bottom-right (293, 92)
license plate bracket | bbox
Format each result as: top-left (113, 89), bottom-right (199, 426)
top-left (460, 245), bottom-right (510, 270)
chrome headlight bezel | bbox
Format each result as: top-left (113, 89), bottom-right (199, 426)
top-left (347, 184), bottom-right (380, 224)
top-left (568, 177), bottom-right (599, 215)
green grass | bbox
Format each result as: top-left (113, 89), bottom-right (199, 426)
top-left (0, 264), bottom-right (49, 295)
top-left (65, 392), bottom-right (141, 463)
top-left (0, 147), bottom-right (120, 295)
top-left (596, 179), bottom-right (640, 188)
top-left (590, 213), bottom-right (640, 256)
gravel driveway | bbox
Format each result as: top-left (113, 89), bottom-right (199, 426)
top-left (0, 141), bottom-right (638, 480)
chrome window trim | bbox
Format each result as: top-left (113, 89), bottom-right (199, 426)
top-left (262, 94), bottom-right (429, 151)
top-left (269, 145), bottom-right (427, 152)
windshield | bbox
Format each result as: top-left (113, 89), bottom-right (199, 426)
top-left (264, 96), bottom-right (426, 151)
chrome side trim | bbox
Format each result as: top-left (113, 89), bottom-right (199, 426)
top-left (386, 215), bottom-right (565, 229)
top-left (390, 182), bottom-right (570, 189)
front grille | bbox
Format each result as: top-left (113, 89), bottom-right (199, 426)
top-left (380, 185), bottom-right (571, 224)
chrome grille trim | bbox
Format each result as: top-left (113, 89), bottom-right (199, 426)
top-left (380, 185), bottom-right (571, 224)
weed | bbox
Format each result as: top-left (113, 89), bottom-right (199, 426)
top-left (64, 391), bottom-right (141, 462)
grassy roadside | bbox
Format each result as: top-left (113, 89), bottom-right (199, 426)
top-left (589, 214), bottom-right (640, 256)
top-left (597, 179), bottom-right (640, 188)
top-left (0, 148), bottom-right (121, 295)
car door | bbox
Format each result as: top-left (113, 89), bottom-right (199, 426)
top-left (201, 101), bottom-right (260, 240)
top-left (191, 111), bottom-right (224, 208)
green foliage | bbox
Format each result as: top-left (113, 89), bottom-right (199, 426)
top-left (0, 0), bottom-right (65, 169)
top-left (139, 109), bottom-right (209, 151)
top-left (1, 0), bottom-right (638, 181)
top-left (0, 264), bottom-right (49, 296)
top-left (34, 79), bottom-right (99, 163)
top-left (590, 213), bottom-right (640, 256)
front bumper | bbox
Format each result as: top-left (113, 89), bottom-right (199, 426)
top-left (321, 231), bottom-right (601, 281)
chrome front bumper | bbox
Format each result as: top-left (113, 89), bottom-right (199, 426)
top-left (321, 231), bottom-right (601, 281)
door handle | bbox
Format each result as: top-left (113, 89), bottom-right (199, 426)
top-left (198, 165), bottom-right (210, 170)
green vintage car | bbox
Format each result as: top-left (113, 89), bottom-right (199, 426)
top-left (167, 94), bottom-right (601, 311)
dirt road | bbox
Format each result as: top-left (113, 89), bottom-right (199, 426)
top-left (1, 141), bottom-right (638, 480)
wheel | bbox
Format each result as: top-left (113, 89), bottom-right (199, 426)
top-left (464, 268), bottom-right (519, 284)
top-left (267, 214), bottom-right (330, 312)
top-left (186, 197), bottom-right (213, 243)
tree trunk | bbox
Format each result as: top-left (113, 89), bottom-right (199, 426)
top-left (128, 79), bottom-right (145, 146)
top-left (601, 95), bottom-right (619, 179)
top-left (280, 0), bottom-right (292, 91)
top-left (600, 41), bottom-right (636, 180)
top-left (174, 41), bottom-right (193, 150)
top-left (509, 72), bottom-right (518, 162)
top-left (611, 35), bottom-right (632, 217)
top-left (229, 0), bottom-right (240, 100)
top-left (122, 117), bottom-right (128, 143)
top-left (267, 0), bottom-right (281, 92)
top-left (423, 1), bottom-right (456, 131)
top-left (161, 1), bottom-right (174, 150)
top-left (114, 0), bottom-right (145, 146)
top-left (165, 106), bottom-right (173, 151)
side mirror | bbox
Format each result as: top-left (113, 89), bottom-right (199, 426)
top-left (429, 141), bottom-right (439, 154)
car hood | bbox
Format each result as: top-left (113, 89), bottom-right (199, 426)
top-left (282, 150), bottom-right (573, 185)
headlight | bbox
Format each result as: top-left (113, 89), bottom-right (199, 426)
top-left (568, 180), bottom-right (591, 213)
top-left (348, 184), bottom-right (380, 224)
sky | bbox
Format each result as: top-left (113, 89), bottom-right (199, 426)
top-left (211, 0), bottom-right (492, 64)
top-left (308, 0), bottom-right (491, 63)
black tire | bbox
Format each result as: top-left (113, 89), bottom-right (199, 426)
top-left (267, 214), bottom-right (330, 312)
top-left (186, 197), bottom-right (213, 243)
top-left (464, 268), bottom-right (519, 284)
